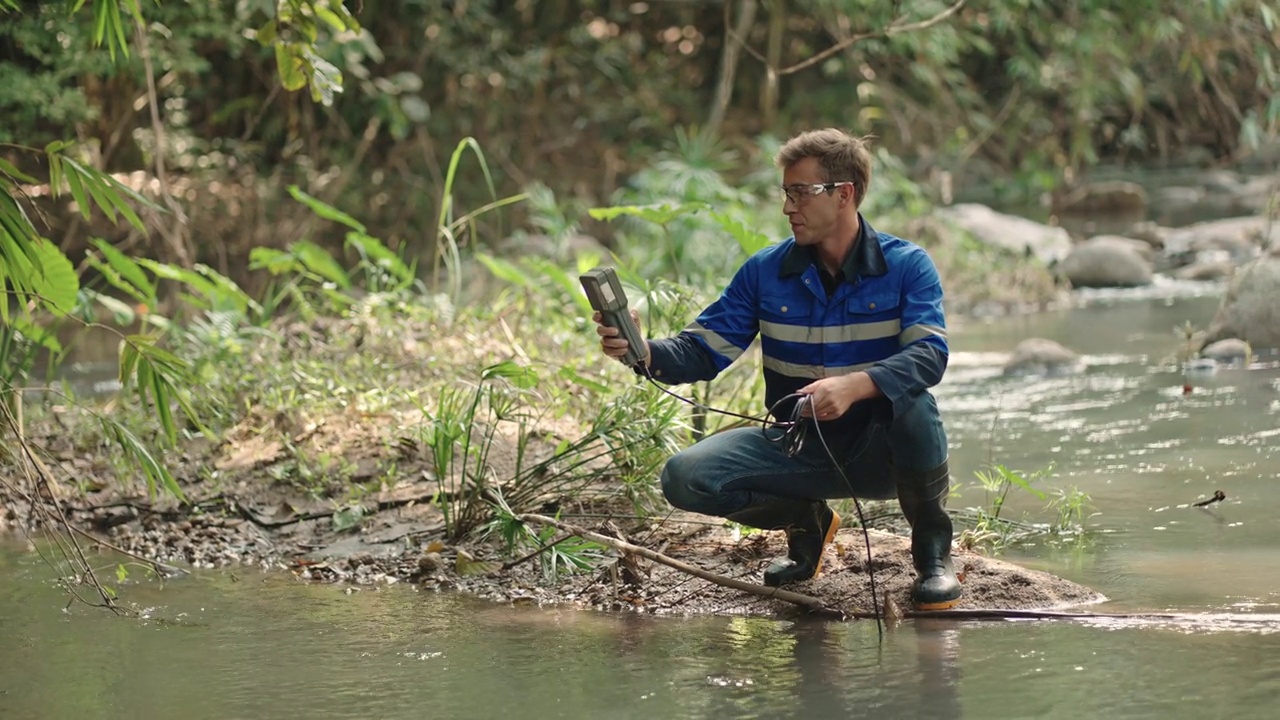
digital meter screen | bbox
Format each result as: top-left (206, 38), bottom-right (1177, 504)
top-left (597, 281), bottom-right (616, 305)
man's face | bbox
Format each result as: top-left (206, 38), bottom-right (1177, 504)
top-left (781, 156), bottom-right (852, 246)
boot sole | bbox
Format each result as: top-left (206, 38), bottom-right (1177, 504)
top-left (812, 509), bottom-right (841, 577)
top-left (913, 597), bottom-right (960, 611)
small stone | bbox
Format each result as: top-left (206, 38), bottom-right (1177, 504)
top-left (418, 552), bottom-right (443, 573)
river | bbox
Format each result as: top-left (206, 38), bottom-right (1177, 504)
top-left (4, 285), bottom-right (1279, 719)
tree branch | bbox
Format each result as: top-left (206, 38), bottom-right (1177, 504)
top-left (773, 0), bottom-right (967, 77)
top-left (519, 513), bottom-right (842, 617)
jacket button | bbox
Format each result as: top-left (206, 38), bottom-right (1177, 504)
top-left (804, 278), bottom-right (810, 284)
top-left (869, 302), bottom-right (877, 310)
top-left (781, 306), bottom-right (788, 313)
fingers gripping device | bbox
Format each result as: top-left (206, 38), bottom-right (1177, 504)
top-left (579, 267), bottom-right (647, 369)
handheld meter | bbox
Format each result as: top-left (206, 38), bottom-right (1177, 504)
top-left (579, 266), bottom-right (647, 368)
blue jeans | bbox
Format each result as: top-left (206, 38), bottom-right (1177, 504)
top-left (660, 392), bottom-right (948, 517)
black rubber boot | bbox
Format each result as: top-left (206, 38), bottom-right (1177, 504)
top-left (727, 499), bottom-right (841, 587)
top-left (895, 460), bottom-right (962, 610)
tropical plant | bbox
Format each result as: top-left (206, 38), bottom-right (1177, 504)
top-left (956, 462), bottom-right (1091, 552)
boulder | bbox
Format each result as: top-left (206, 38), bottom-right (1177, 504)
top-left (1200, 338), bottom-right (1253, 365)
top-left (1124, 221), bottom-right (1169, 250)
top-left (1003, 338), bottom-right (1083, 376)
top-left (1059, 236), bottom-right (1154, 288)
top-left (1055, 180), bottom-right (1148, 215)
top-left (935, 204), bottom-right (1073, 266)
top-left (1204, 256), bottom-right (1280, 350)
top-left (1163, 216), bottom-right (1275, 261)
top-left (1174, 259), bottom-right (1236, 282)
top-left (1084, 234), bottom-right (1157, 262)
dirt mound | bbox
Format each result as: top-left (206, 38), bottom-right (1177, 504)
top-left (543, 517), bottom-right (1104, 617)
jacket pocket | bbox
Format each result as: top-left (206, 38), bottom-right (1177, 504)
top-left (758, 294), bottom-right (810, 323)
top-left (846, 292), bottom-right (900, 317)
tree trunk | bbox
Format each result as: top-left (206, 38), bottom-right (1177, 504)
top-left (760, 0), bottom-right (785, 131)
top-left (707, 0), bottom-right (759, 133)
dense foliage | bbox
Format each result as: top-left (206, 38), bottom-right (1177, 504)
top-left (4, 0), bottom-right (1279, 274)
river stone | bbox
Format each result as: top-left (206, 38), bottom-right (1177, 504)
top-left (1085, 234), bottom-right (1157, 261)
top-left (1060, 236), bottom-right (1154, 288)
top-left (1163, 216), bottom-right (1276, 259)
top-left (1204, 256), bottom-right (1280, 350)
top-left (1003, 338), bottom-right (1083, 376)
top-left (1124, 221), bottom-right (1169, 250)
top-left (1200, 339), bottom-right (1253, 365)
top-left (1175, 259), bottom-right (1236, 282)
top-left (935, 203), bottom-right (1073, 266)
top-left (1055, 180), bottom-right (1148, 215)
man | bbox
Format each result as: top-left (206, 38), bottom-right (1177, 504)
top-left (595, 128), bottom-right (960, 610)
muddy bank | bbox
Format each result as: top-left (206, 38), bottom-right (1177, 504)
top-left (0, 471), bottom-right (1103, 616)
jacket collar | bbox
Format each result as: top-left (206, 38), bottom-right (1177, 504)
top-left (780, 213), bottom-right (888, 279)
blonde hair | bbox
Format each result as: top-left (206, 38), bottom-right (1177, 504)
top-left (775, 128), bottom-right (874, 206)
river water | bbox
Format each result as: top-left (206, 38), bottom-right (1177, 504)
top-left (4, 287), bottom-right (1279, 719)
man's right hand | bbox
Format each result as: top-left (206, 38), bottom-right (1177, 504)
top-left (593, 310), bottom-right (651, 367)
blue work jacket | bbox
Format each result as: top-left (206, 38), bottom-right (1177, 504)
top-left (646, 215), bottom-right (948, 430)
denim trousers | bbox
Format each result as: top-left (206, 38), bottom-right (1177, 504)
top-left (660, 391), bottom-right (948, 518)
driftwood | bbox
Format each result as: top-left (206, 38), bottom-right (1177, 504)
top-left (518, 513), bottom-right (1277, 627)
top-left (519, 513), bottom-right (843, 618)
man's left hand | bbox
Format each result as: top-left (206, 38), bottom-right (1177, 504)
top-left (798, 372), bottom-right (882, 420)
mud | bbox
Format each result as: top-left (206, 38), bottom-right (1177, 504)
top-left (1, 473), bottom-right (1103, 618)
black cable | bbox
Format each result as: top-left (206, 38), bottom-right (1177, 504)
top-left (634, 363), bottom-right (883, 635)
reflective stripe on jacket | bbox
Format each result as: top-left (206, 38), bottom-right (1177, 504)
top-left (647, 215), bottom-right (948, 424)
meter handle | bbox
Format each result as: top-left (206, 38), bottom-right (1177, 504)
top-left (601, 308), bottom-right (647, 369)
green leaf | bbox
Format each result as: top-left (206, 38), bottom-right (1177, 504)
top-left (293, 240), bottom-right (351, 288)
top-left (86, 289), bottom-right (139, 324)
top-left (314, 4), bottom-right (346, 32)
top-left (248, 247), bottom-right (301, 275)
top-left (65, 169), bottom-right (92, 221)
top-left (288, 185), bottom-right (366, 232)
top-left (525, 257), bottom-right (593, 314)
top-left (8, 315), bottom-right (62, 354)
top-left (136, 258), bottom-right (220, 307)
top-left (194, 263), bottom-right (258, 314)
top-left (98, 415), bottom-right (185, 501)
top-left (77, 166), bottom-right (120, 224)
top-left (90, 237), bottom-right (156, 304)
top-left (711, 211), bottom-right (772, 256)
top-left (476, 253), bottom-right (532, 288)
top-left (997, 465), bottom-right (1047, 500)
top-left (0, 158), bottom-right (37, 184)
top-left (588, 202), bottom-right (709, 226)
top-left (346, 231), bottom-right (412, 283)
top-left (19, 238), bottom-right (79, 315)
top-left (481, 360), bottom-right (538, 389)
top-left (305, 49), bottom-right (343, 106)
top-left (151, 369), bottom-right (175, 444)
top-left (275, 43), bottom-right (308, 92)
top-left (63, 159), bottom-right (156, 232)
top-left (255, 18), bottom-right (278, 45)
top-left (325, 0), bottom-right (360, 30)
top-left (557, 366), bottom-right (609, 394)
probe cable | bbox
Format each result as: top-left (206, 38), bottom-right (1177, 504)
top-left (634, 363), bottom-right (884, 631)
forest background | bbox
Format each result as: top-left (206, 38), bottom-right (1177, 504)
top-left (4, 0), bottom-right (1279, 291)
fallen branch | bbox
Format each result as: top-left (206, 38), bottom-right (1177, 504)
top-left (519, 513), bottom-right (842, 618)
top-left (848, 608), bottom-right (1182, 621)
top-left (65, 524), bottom-right (190, 578)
